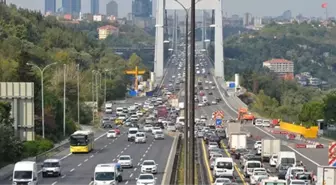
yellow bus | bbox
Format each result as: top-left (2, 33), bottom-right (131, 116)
top-left (69, 130), bottom-right (94, 153)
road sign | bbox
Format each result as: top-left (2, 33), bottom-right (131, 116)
top-left (216, 119), bottom-right (222, 126)
top-left (328, 142), bottom-right (336, 166)
top-left (229, 82), bottom-right (235, 88)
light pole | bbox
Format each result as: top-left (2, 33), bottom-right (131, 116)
top-left (27, 62), bottom-right (57, 138)
top-left (104, 70), bottom-right (108, 104)
top-left (92, 70), bottom-right (96, 125)
top-left (63, 64), bottom-right (66, 137)
top-left (77, 64), bottom-right (80, 125)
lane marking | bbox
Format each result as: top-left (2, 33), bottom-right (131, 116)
top-left (201, 140), bottom-right (214, 183)
top-left (84, 159), bottom-right (88, 162)
top-left (140, 158), bottom-right (143, 161)
top-left (130, 173), bottom-right (133, 177)
top-left (78, 163), bottom-right (82, 167)
top-left (61, 175), bottom-right (66, 178)
top-left (51, 181), bottom-right (57, 185)
top-left (125, 181), bottom-right (129, 184)
top-left (121, 150), bottom-right (124, 154)
top-left (90, 155), bottom-right (94, 158)
top-left (143, 154), bottom-right (146, 157)
top-left (70, 168), bottom-right (74, 172)
top-left (134, 168), bottom-right (137, 171)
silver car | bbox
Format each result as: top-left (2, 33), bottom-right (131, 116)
top-left (42, 159), bottom-right (61, 177)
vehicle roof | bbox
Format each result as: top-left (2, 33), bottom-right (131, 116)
top-left (72, 130), bottom-right (93, 136)
top-left (246, 160), bottom-right (261, 163)
top-left (143, 160), bottom-right (155, 163)
top-left (95, 163), bottom-right (116, 172)
top-left (43, 159), bottom-right (60, 163)
top-left (136, 132), bottom-right (145, 135)
top-left (119, 155), bottom-right (131, 158)
top-left (215, 157), bottom-right (233, 162)
top-left (129, 127), bottom-right (138, 130)
top-left (14, 161), bottom-right (36, 170)
top-left (139, 173), bottom-right (154, 177)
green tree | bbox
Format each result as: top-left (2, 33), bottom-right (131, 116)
top-left (323, 92), bottom-right (336, 124)
top-left (298, 101), bottom-right (324, 125)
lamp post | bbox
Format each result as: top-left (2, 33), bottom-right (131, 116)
top-left (92, 70), bottom-right (96, 125)
top-left (63, 64), bottom-right (66, 137)
top-left (104, 70), bottom-right (108, 104)
top-left (77, 64), bottom-right (80, 125)
top-left (27, 62), bottom-right (57, 138)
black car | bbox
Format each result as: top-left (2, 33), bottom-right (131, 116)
top-left (277, 164), bottom-right (290, 179)
top-left (208, 135), bottom-right (221, 144)
top-left (215, 97), bottom-right (222, 102)
top-left (208, 92), bottom-right (213, 95)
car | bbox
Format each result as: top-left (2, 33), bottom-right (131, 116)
top-left (254, 141), bottom-right (262, 149)
top-left (250, 171), bottom-right (268, 185)
top-left (152, 127), bottom-right (162, 134)
top-left (208, 92), bottom-right (213, 95)
top-left (255, 119), bottom-right (263, 126)
top-left (136, 173), bottom-right (157, 185)
top-left (278, 164), bottom-right (290, 179)
top-left (211, 86), bottom-right (215, 89)
top-left (114, 128), bottom-right (121, 135)
top-left (269, 154), bottom-right (277, 167)
top-left (214, 178), bottom-right (231, 185)
top-left (117, 155), bottom-right (133, 168)
top-left (135, 132), bottom-right (146, 143)
top-left (289, 179), bottom-right (306, 185)
top-left (154, 131), bottom-right (165, 139)
top-left (208, 142), bottom-right (218, 150)
top-left (143, 124), bottom-right (153, 132)
top-left (198, 102), bottom-right (204, 107)
top-left (262, 120), bottom-right (271, 127)
top-left (141, 160), bottom-right (158, 174)
top-left (285, 167), bottom-right (305, 181)
top-left (42, 159), bottom-right (61, 177)
top-left (107, 130), bottom-right (117, 138)
top-left (211, 100), bottom-right (217, 105)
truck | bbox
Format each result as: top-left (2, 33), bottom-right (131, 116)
top-left (229, 133), bottom-right (247, 150)
top-left (157, 106), bottom-right (168, 118)
top-left (179, 102), bottom-right (184, 109)
top-left (225, 122), bottom-right (241, 138)
top-left (317, 166), bottom-right (336, 185)
top-left (261, 139), bottom-right (281, 162)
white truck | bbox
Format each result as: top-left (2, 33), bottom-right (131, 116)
top-left (178, 102), bottom-right (184, 109)
top-left (261, 139), bottom-right (281, 162)
top-left (225, 122), bottom-right (241, 138)
top-left (317, 166), bottom-right (336, 185)
top-left (229, 133), bottom-right (247, 150)
top-left (105, 103), bottom-right (113, 114)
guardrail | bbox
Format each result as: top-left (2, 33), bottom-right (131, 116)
top-left (0, 139), bottom-right (70, 181)
top-left (169, 134), bottom-right (182, 185)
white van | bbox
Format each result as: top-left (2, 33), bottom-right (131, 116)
top-left (213, 157), bottom-right (234, 179)
top-left (128, 127), bottom-right (139, 142)
top-left (244, 160), bottom-right (262, 177)
top-left (93, 163), bottom-right (120, 185)
top-left (276, 151), bottom-right (296, 168)
top-left (135, 132), bottom-right (146, 143)
top-left (116, 107), bottom-right (123, 115)
top-left (12, 161), bottom-right (38, 185)
top-left (105, 103), bottom-right (113, 114)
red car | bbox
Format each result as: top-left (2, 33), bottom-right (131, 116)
top-left (114, 128), bottom-right (121, 135)
top-left (199, 91), bottom-right (205, 96)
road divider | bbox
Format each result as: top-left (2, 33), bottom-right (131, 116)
top-left (296, 143), bottom-right (324, 149)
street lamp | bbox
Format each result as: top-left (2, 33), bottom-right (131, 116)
top-left (63, 64), bottom-right (66, 137)
top-left (27, 62), bottom-right (57, 138)
top-left (104, 69), bottom-right (109, 104)
top-left (76, 64), bottom-right (80, 125)
top-left (91, 70), bottom-right (96, 125)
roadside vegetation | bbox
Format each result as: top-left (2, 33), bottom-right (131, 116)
top-left (0, 4), bottom-right (152, 166)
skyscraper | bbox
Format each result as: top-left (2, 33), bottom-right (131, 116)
top-left (106, 1), bottom-right (118, 17)
top-left (91, 0), bottom-right (99, 15)
top-left (62, 0), bottom-right (81, 16)
top-left (45, 0), bottom-right (56, 13)
top-left (0, 0), bottom-right (6, 4)
top-left (132, 0), bottom-right (152, 18)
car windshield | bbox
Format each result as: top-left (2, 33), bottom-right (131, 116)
top-left (95, 172), bottom-right (115, 181)
top-left (136, 134), bottom-right (145, 137)
top-left (143, 161), bottom-right (155, 165)
top-left (291, 169), bottom-right (304, 175)
top-left (69, 135), bottom-right (87, 146)
top-left (291, 182), bottom-right (305, 185)
top-left (108, 130), bottom-right (115, 133)
top-left (217, 162), bottom-right (233, 169)
top-left (119, 157), bottom-right (130, 160)
top-left (43, 162), bottom-right (60, 167)
top-left (264, 183), bottom-right (286, 185)
top-left (297, 173), bottom-right (311, 180)
top-left (247, 163), bottom-right (261, 168)
top-left (156, 131), bottom-right (163, 134)
top-left (14, 171), bottom-right (32, 179)
top-left (216, 179), bottom-right (230, 183)
top-left (254, 172), bottom-right (267, 176)
top-left (273, 155), bottom-right (278, 159)
top-left (139, 174), bottom-right (154, 180)
top-left (129, 130), bottom-right (137, 134)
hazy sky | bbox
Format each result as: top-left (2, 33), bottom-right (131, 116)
top-left (6, 0), bottom-right (335, 18)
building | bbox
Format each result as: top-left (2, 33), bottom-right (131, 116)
top-left (62, 0), bottom-right (81, 17)
top-left (263, 59), bottom-right (294, 80)
top-left (132, 0), bottom-right (152, 18)
top-left (91, 0), bottom-right (99, 15)
top-left (45, 0), bottom-right (56, 13)
top-left (93, 15), bottom-right (105, 22)
top-left (243, 13), bottom-right (252, 26)
top-left (0, 0), bottom-right (6, 4)
top-left (97, 25), bottom-right (119, 40)
top-left (106, 0), bottom-right (118, 17)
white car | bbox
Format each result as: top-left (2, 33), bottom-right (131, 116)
top-left (141, 160), bottom-right (158, 174)
top-left (257, 147), bottom-right (261, 155)
top-left (118, 155), bottom-right (133, 168)
top-left (269, 154), bottom-right (277, 167)
top-left (211, 100), bottom-right (217, 105)
top-left (214, 178), bottom-right (231, 185)
top-left (285, 167), bottom-right (305, 181)
top-left (154, 131), bottom-right (165, 139)
top-left (198, 102), bottom-right (204, 107)
top-left (255, 119), bottom-right (263, 126)
top-left (106, 130), bottom-right (117, 138)
top-left (211, 86), bottom-right (215, 89)
top-left (262, 120), bottom-right (271, 127)
top-left (289, 179), bottom-right (306, 185)
top-left (250, 171), bottom-right (268, 185)
top-left (152, 127), bottom-right (162, 134)
top-left (136, 173), bottom-right (157, 185)
top-left (254, 141), bottom-right (262, 149)
top-left (135, 132), bottom-right (146, 143)
top-left (143, 125), bottom-right (153, 132)
top-left (208, 142), bottom-right (218, 150)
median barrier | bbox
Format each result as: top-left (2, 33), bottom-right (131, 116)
top-left (295, 143), bottom-right (324, 149)
top-left (279, 121), bottom-right (318, 138)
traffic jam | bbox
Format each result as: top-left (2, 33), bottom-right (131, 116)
top-left (198, 111), bottom-right (320, 185)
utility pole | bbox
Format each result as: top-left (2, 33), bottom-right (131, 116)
top-left (92, 71), bottom-right (96, 125)
top-left (104, 71), bottom-right (107, 104)
top-left (183, 12), bottom-right (189, 185)
top-left (189, 0), bottom-right (196, 183)
top-left (63, 64), bottom-right (66, 136)
top-left (77, 64), bottom-right (80, 125)
top-left (96, 72), bottom-right (99, 115)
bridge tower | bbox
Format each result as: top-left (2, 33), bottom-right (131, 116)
top-left (154, 0), bottom-right (165, 81)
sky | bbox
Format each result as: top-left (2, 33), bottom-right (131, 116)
top-left (5, 0), bottom-right (335, 18)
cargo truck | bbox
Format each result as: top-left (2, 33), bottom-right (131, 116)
top-left (317, 166), bottom-right (336, 185)
top-left (179, 102), bottom-right (184, 109)
top-left (225, 122), bottom-right (241, 138)
top-left (229, 133), bottom-right (247, 150)
top-left (261, 139), bottom-right (281, 162)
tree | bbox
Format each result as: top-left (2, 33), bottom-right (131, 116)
top-left (298, 101), bottom-right (324, 125)
top-left (323, 92), bottom-right (336, 124)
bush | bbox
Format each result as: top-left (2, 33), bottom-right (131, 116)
top-left (22, 138), bottom-right (54, 157)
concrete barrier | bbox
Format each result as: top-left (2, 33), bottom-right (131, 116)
top-left (279, 121), bottom-right (318, 138)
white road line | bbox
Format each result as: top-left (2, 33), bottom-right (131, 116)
top-left (140, 158), bottom-right (143, 161)
top-left (109, 142), bottom-right (111, 144)
top-left (145, 150), bottom-right (148, 153)
top-left (142, 154), bottom-right (146, 157)
top-left (113, 158), bottom-right (116, 161)
top-left (51, 181), bottom-right (57, 185)
top-left (61, 175), bottom-right (66, 178)
top-left (124, 147), bottom-right (127, 150)
top-left (117, 155), bottom-right (120, 157)
top-left (254, 126), bottom-right (320, 166)
top-left (95, 151), bottom-right (99, 154)
top-left (84, 159), bottom-right (88, 162)
top-left (130, 173), bottom-right (133, 177)
top-left (127, 144), bottom-right (130, 147)
top-left (70, 168), bottom-right (74, 172)
top-left (78, 163), bottom-right (82, 167)
top-left (104, 145), bottom-right (107, 148)
top-left (137, 162), bottom-right (140, 166)
top-left (121, 150), bottom-right (124, 154)
top-left (125, 181), bottom-right (129, 184)
top-left (60, 153), bottom-right (72, 160)
top-left (90, 155), bottom-right (94, 158)
top-left (147, 147), bottom-right (150, 150)
top-left (134, 168), bottom-right (137, 171)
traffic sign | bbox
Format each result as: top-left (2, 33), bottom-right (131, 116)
top-left (229, 82), bottom-right (235, 88)
top-left (216, 119), bottom-right (222, 126)
top-left (328, 142), bottom-right (336, 166)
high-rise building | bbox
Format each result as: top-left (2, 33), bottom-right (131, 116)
top-left (62, 0), bottom-right (81, 16)
top-left (106, 1), bottom-right (118, 17)
top-left (0, 0), bottom-right (6, 4)
top-left (45, 0), bottom-right (56, 13)
top-left (91, 0), bottom-right (99, 15)
top-left (132, 0), bottom-right (152, 18)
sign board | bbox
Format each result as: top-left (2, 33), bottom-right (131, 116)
top-left (216, 119), bottom-right (222, 126)
top-left (328, 142), bottom-right (336, 166)
top-left (229, 83), bottom-right (235, 88)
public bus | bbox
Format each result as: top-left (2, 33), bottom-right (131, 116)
top-left (69, 130), bottom-right (94, 153)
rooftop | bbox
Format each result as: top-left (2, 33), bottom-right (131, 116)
top-left (98, 25), bottom-right (118, 31)
top-left (264, 59), bottom-right (293, 64)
